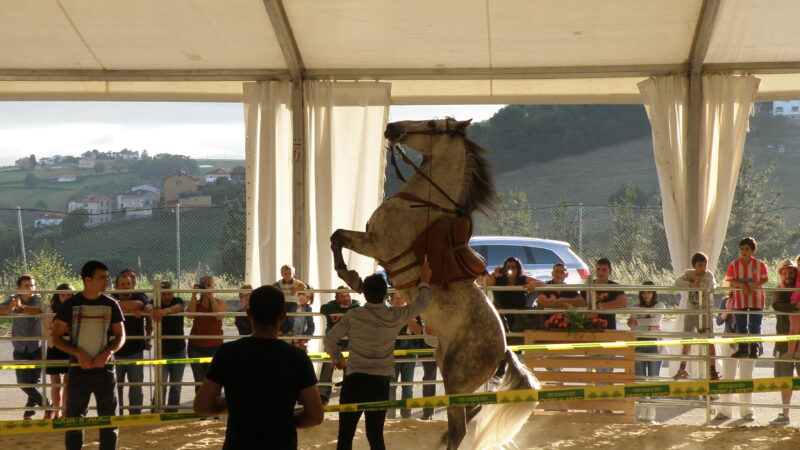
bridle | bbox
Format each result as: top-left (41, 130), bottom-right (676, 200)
top-left (381, 121), bottom-right (467, 288)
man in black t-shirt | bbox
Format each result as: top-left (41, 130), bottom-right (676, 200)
top-left (150, 281), bottom-right (186, 412)
top-left (194, 285), bottom-right (323, 449)
top-left (113, 274), bottom-right (152, 415)
top-left (536, 263), bottom-right (587, 324)
top-left (592, 258), bottom-right (628, 330)
top-left (52, 260), bottom-right (126, 450)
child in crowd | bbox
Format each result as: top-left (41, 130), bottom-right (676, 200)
top-left (725, 237), bottom-right (769, 358)
top-left (273, 264), bottom-right (308, 336)
top-left (789, 274), bottom-right (800, 358)
top-left (627, 281), bottom-right (664, 424)
top-left (673, 252), bottom-right (719, 380)
top-left (293, 286), bottom-right (316, 350)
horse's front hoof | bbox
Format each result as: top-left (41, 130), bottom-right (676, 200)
top-left (330, 229), bottom-right (348, 248)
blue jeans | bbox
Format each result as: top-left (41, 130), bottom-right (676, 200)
top-left (388, 360), bottom-right (416, 418)
top-left (65, 366), bottom-right (118, 450)
top-left (735, 308), bottom-right (763, 352)
top-left (13, 347), bottom-right (43, 418)
top-left (160, 349), bottom-right (187, 411)
top-left (116, 351), bottom-right (144, 415)
top-left (188, 344), bottom-right (219, 392)
top-left (635, 346), bottom-right (662, 378)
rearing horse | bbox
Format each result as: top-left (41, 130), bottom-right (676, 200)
top-left (331, 118), bottom-right (539, 449)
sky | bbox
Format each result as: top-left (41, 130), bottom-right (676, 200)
top-left (0, 102), bottom-right (504, 166)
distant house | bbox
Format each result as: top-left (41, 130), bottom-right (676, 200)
top-left (34, 212), bottom-right (67, 228)
top-left (39, 157), bottom-right (55, 166)
top-left (129, 184), bottom-right (159, 195)
top-left (78, 157), bottom-right (96, 169)
top-left (773, 101), bottom-right (800, 116)
top-left (117, 186), bottom-right (159, 218)
top-left (119, 149), bottom-right (140, 160)
top-left (178, 192), bottom-right (213, 207)
top-left (56, 174), bottom-right (76, 183)
top-left (68, 194), bottom-right (112, 225)
top-left (230, 167), bottom-right (245, 182)
top-left (15, 157), bottom-right (31, 167)
top-left (163, 170), bottom-right (198, 203)
top-left (203, 168), bottom-right (233, 184)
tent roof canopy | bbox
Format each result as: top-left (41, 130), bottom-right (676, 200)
top-left (2, 0), bottom-right (800, 103)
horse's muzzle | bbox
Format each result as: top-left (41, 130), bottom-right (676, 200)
top-left (384, 123), bottom-right (404, 142)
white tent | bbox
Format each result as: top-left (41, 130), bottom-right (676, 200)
top-left (3, 0), bottom-right (800, 286)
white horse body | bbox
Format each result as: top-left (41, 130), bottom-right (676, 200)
top-left (331, 118), bottom-right (538, 449)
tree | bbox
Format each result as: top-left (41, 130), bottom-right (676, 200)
top-left (478, 189), bottom-right (540, 237)
top-left (61, 208), bottom-right (88, 236)
top-left (610, 182), bottom-right (648, 262)
top-left (219, 193), bottom-right (246, 277)
top-left (29, 154), bottom-right (37, 167)
top-left (94, 161), bottom-right (106, 174)
top-left (549, 198), bottom-right (579, 245)
top-left (33, 200), bottom-right (47, 210)
top-left (24, 173), bottom-right (38, 188)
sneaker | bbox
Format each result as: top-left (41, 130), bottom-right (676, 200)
top-left (420, 414), bottom-right (433, 421)
top-left (713, 412), bottom-right (730, 421)
top-left (731, 349), bottom-right (749, 358)
top-left (771, 413), bottom-right (790, 425)
top-left (748, 348), bottom-right (759, 359)
top-left (743, 412), bottom-right (756, 421)
top-left (647, 420), bottom-right (660, 425)
top-left (710, 370), bottom-right (720, 381)
top-left (673, 369), bottom-right (690, 380)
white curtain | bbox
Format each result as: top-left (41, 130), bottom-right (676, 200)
top-left (302, 81), bottom-right (392, 296)
top-left (638, 75), bottom-right (689, 277)
top-left (695, 75), bottom-right (760, 271)
top-left (242, 81), bottom-right (294, 286)
top-left (639, 74), bottom-right (759, 377)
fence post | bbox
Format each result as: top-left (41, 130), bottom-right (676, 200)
top-left (176, 204), bottom-right (181, 288)
top-left (17, 206), bottom-right (27, 272)
top-left (153, 281), bottom-right (163, 413)
top-left (577, 203), bottom-right (583, 256)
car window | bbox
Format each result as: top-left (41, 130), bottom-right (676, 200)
top-left (531, 247), bottom-right (563, 265)
top-left (473, 245), bottom-right (536, 266)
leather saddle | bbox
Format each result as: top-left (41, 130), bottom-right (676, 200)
top-left (410, 216), bottom-right (487, 289)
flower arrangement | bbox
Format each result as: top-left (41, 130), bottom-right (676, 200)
top-left (544, 306), bottom-right (608, 332)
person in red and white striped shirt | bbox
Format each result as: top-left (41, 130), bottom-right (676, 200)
top-left (725, 236), bottom-right (769, 358)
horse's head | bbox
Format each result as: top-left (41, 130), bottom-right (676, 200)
top-left (384, 118), bottom-right (472, 155)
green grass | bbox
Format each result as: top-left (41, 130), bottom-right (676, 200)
top-left (28, 207), bottom-right (230, 276)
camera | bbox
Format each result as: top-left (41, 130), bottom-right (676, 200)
top-left (198, 281), bottom-right (207, 289)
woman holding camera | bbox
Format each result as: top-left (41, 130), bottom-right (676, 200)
top-left (187, 275), bottom-right (225, 391)
top-left (486, 256), bottom-right (544, 332)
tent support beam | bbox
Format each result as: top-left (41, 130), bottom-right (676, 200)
top-left (685, 0), bottom-right (721, 263)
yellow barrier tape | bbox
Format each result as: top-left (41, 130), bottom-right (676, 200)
top-left (3, 377), bottom-right (799, 435)
top-left (4, 335), bottom-right (800, 369)
top-left (0, 412), bottom-right (202, 436)
top-left (322, 376), bottom-right (800, 413)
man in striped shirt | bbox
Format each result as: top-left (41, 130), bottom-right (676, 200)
top-left (725, 236), bottom-right (769, 358)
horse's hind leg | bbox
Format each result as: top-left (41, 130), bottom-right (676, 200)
top-left (443, 406), bottom-right (467, 450)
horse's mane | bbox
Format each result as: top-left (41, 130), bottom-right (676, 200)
top-left (461, 136), bottom-right (496, 215)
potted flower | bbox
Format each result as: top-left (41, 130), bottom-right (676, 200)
top-left (544, 306), bottom-right (608, 332)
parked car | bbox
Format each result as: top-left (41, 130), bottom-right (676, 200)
top-left (469, 236), bottom-right (589, 284)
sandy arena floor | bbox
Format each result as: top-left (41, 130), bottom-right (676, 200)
top-left (2, 417), bottom-right (800, 449)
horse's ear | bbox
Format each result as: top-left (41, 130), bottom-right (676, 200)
top-left (457, 119), bottom-right (472, 131)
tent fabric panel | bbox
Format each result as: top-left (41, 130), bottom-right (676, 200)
top-left (0, 0), bottom-right (286, 71)
top-left (0, 81), bottom-right (244, 102)
top-left (0, 0), bottom-right (100, 69)
top-left (705, 0), bottom-right (800, 64)
top-left (387, 78), bottom-right (646, 105)
top-left (489, 0), bottom-right (702, 67)
top-left (284, 0), bottom-right (491, 69)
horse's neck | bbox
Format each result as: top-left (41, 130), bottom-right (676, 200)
top-left (398, 138), bottom-right (465, 208)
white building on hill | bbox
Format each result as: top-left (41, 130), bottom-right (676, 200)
top-left (68, 194), bottom-right (111, 225)
top-left (117, 186), bottom-right (159, 218)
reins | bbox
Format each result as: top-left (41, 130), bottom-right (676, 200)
top-left (382, 123), bottom-right (467, 288)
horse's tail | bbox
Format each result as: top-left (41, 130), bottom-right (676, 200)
top-left (471, 349), bottom-right (540, 449)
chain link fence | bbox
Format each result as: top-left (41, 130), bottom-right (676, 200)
top-left (4, 202), bottom-right (800, 290)
top-left (474, 203), bottom-right (800, 281)
top-left (0, 205), bottom-right (245, 289)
